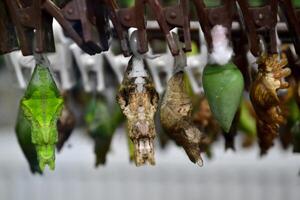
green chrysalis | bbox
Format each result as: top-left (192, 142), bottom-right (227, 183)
top-left (15, 109), bottom-right (42, 174)
top-left (20, 64), bottom-right (63, 171)
top-left (85, 97), bottom-right (123, 166)
top-left (202, 62), bottom-right (244, 133)
top-left (238, 100), bottom-right (257, 138)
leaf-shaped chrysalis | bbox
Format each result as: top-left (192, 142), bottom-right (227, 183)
top-left (19, 64), bottom-right (63, 171)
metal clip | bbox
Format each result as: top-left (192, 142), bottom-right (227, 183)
top-left (4, 0), bottom-right (55, 55)
top-left (4, 20), bottom-right (75, 90)
top-left (192, 0), bottom-right (235, 53)
top-left (279, 0), bottom-right (300, 56)
top-left (105, 0), bottom-right (131, 56)
top-left (0, 0), bottom-right (19, 54)
top-left (3, 0), bottom-right (93, 55)
top-left (185, 26), bottom-right (208, 94)
top-left (71, 39), bottom-right (130, 92)
top-left (61, 0), bottom-right (110, 54)
top-left (236, 0), bottom-right (261, 56)
top-left (70, 44), bottom-right (105, 92)
top-left (104, 48), bottom-right (130, 84)
top-left (107, 0), bottom-right (179, 56)
top-left (163, 0), bottom-right (191, 52)
top-left (237, 0), bottom-right (279, 54)
top-left (146, 46), bottom-right (174, 94)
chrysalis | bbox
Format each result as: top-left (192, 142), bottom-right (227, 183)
top-left (203, 25), bottom-right (244, 133)
top-left (202, 62), bottom-right (244, 133)
top-left (15, 108), bottom-right (42, 174)
top-left (57, 96), bottom-right (76, 152)
top-left (238, 100), bottom-right (257, 148)
top-left (193, 96), bottom-right (220, 139)
top-left (85, 96), bottom-right (123, 166)
top-left (222, 110), bottom-right (239, 151)
top-left (117, 56), bottom-right (159, 166)
top-left (160, 71), bottom-right (206, 166)
top-left (250, 54), bottom-right (291, 155)
top-left (19, 63), bottom-right (63, 171)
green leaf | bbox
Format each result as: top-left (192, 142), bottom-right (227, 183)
top-left (20, 64), bottom-right (63, 171)
top-left (202, 62), bottom-right (244, 132)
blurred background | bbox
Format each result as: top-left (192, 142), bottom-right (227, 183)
top-left (1, 0), bottom-right (300, 199)
top-left (0, 57), bottom-right (300, 200)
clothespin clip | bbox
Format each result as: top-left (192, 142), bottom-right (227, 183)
top-left (163, 0), bottom-right (191, 52)
top-left (146, 45), bottom-right (174, 94)
top-left (60, 0), bottom-right (110, 54)
top-left (278, 0), bottom-right (300, 56)
top-left (4, 51), bottom-right (33, 89)
top-left (4, 0), bottom-right (55, 55)
top-left (104, 46), bottom-right (130, 84)
top-left (124, 27), bottom-right (173, 93)
top-left (4, 0), bottom-right (110, 55)
top-left (236, 0), bottom-right (261, 57)
top-left (91, 0), bottom-right (111, 52)
top-left (4, 20), bottom-right (75, 90)
top-left (284, 46), bottom-right (300, 79)
top-left (236, 0), bottom-right (279, 55)
top-left (104, 0), bottom-right (131, 56)
top-left (107, 0), bottom-right (179, 56)
top-left (192, 0), bottom-right (235, 53)
top-left (172, 32), bottom-right (187, 73)
top-left (47, 20), bottom-right (75, 90)
top-left (185, 25), bottom-right (208, 94)
top-left (70, 44), bottom-right (105, 92)
top-left (0, 0), bottom-right (18, 54)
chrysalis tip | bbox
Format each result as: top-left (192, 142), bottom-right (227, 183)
top-left (196, 159), bottom-right (203, 167)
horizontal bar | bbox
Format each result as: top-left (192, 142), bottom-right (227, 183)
top-left (145, 21), bottom-right (288, 32)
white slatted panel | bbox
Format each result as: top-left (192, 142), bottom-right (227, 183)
top-left (0, 128), bottom-right (299, 200)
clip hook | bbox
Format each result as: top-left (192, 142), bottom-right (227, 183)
top-left (192, 0), bottom-right (235, 53)
top-left (172, 31), bottom-right (187, 73)
top-left (109, 0), bottom-right (179, 56)
top-left (239, 0), bottom-right (279, 54)
top-left (279, 0), bottom-right (300, 56)
top-left (163, 0), bottom-right (191, 52)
